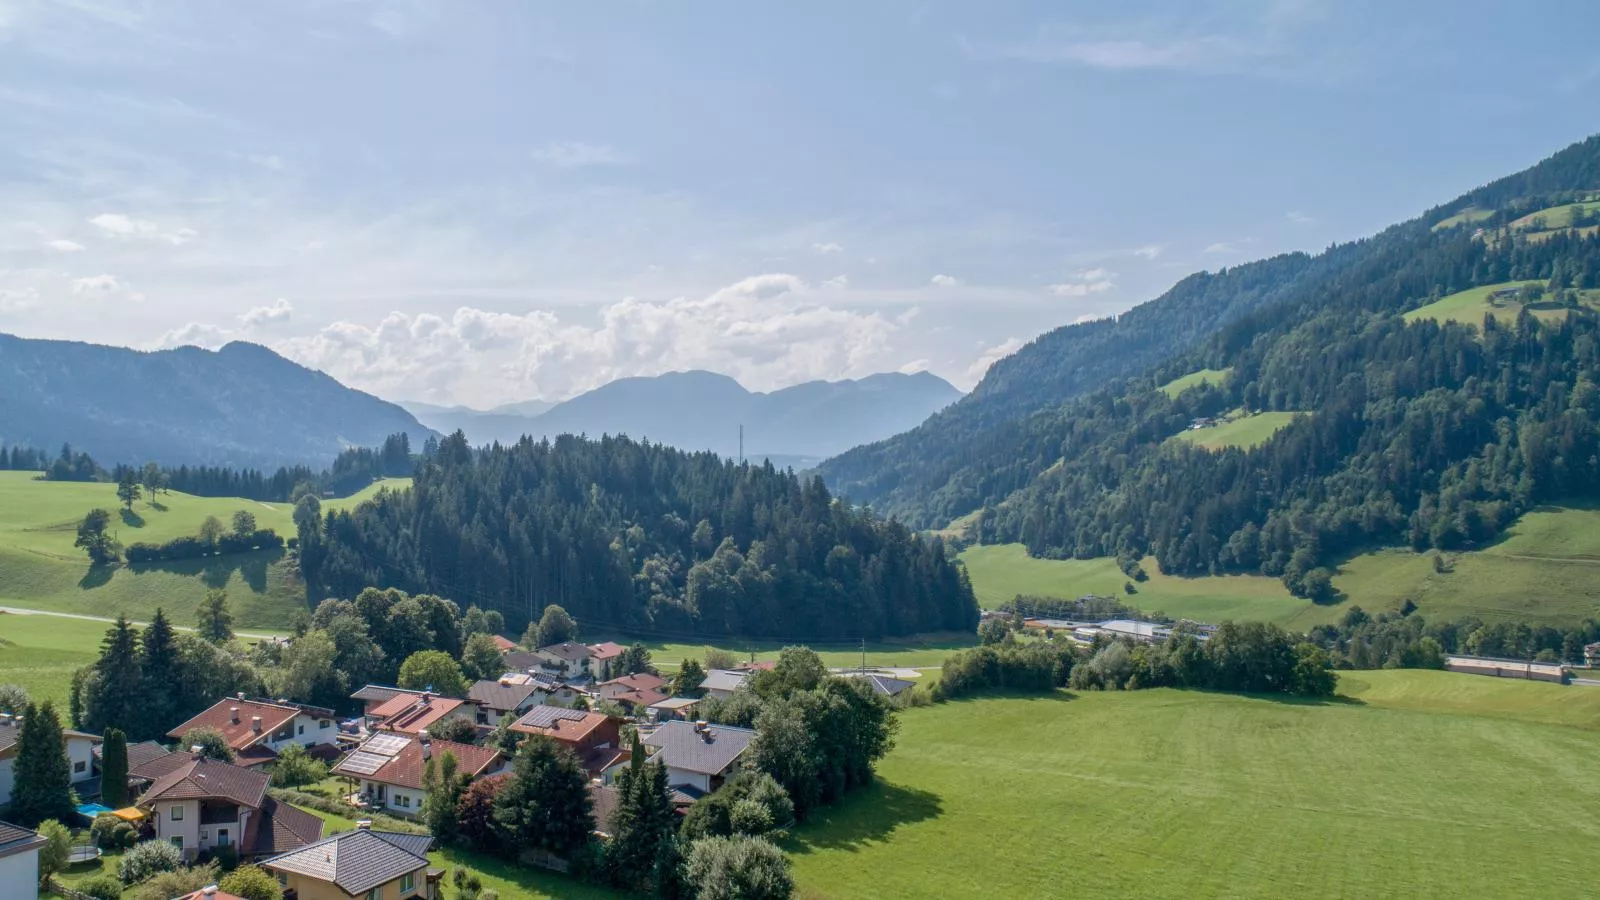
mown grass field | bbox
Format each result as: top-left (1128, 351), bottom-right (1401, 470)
top-left (1403, 279), bottom-right (1599, 326)
top-left (0, 613), bottom-right (106, 709)
top-left (1430, 206), bottom-right (1493, 231)
top-left (1157, 367), bottom-right (1231, 398)
top-left (1172, 410), bottom-right (1302, 451)
top-left (786, 671), bottom-right (1600, 899)
top-left (1509, 200), bottom-right (1600, 232)
top-left (957, 544), bottom-right (1335, 627)
top-left (0, 472), bottom-right (408, 628)
top-left (588, 633), bottom-right (972, 671)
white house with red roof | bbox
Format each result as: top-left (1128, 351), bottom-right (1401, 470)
top-left (331, 733), bottom-right (504, 817)
top-left (165, 696), bottom-right (338, 767)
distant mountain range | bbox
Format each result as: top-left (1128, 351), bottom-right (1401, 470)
top-left (401, 370), bottom-right (962, 464)
top-left (0, 335), bottom-right (435, 469)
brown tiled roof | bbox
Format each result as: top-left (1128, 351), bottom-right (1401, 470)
top-left (602, 673), bottom-right (666, 693)
top-left (491, 635), bottom-right (518, 652)
top-left (508, 707), bottom-right (613, 744)
top-left (125, 744), bottom-right (191, 782)
top-left (332, 737), bottom-right (502, 791)
top-left (589, 641), bottom-right (627, 660)
top-left (580, 747), bottom-right (628, 777)
top-left (234, 745), bottom-right (279, 767)
top-left (539, 641), bottom-right (593, 663)
top-left (375, 696), bottom-right (469, 736)
top-left (467, 679), bottom-right (539, 712)
top-left (141, 757), bottom-right (269, 809)
top-left (246, 796), bottom-right (324, 856)
top-left (166, 699), bottom-right (299, 752)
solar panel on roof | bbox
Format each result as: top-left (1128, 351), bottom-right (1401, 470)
top-left (340, 751), bottom-right (390, 776)
top-left (519, 706), bottom-right (587, 728)
top-left (362, 733), bottom-right (411, 757)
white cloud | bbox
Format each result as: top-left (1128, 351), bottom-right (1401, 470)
top-left (975, 33), bottom-right (1268, 71)
top-left (930, 274), bottom-right (959, 287)
top-left (71, 274), bottom-right (120, 294)
top-left (530, 141), bottom-right (630, 168)
top-left (1205, 241), bottom-right (1239, 254)
top-left (88, 212), bottom-right (196, 244)
top-left (277, 273), bottom-right (903, 405)
top-left (964, 336), bottom-right (1024, 385)
top-left (247, 154), bottom-right (284, 171)
top-left (1287, 210), bottom-right (1316, 225)
top-left (811, 242), bottom-right (843, 254)
top-left (239, 298), bottom-right (294, 328)
top-left (1133, 244), bottom-right (1162, 260)
top-left (45, 239), bottom-right (84, 252)
top-left (1048, 267), bottom-right (1116, 297)
top-left (821, 275), bottom-right (849, 290)
top-left (898, 359), bottom-right (931, 374)
top-left (157, 321), bottom-right (229, 349)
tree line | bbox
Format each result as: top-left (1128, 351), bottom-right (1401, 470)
top-left (302, 432), bottom-right (978, 640)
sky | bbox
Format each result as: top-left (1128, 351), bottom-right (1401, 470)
top-left (1, 1), bottom-right (1598, 408)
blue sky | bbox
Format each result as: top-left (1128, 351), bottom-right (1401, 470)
top-left (1, 0), bottom-right (1597, 406)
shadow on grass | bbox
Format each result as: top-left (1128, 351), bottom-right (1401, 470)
top-left (129, 548), bottom-right (282, 593)
top-left (1181, 687), bottom-right (1366, 708)
top-left (78, 564), bottom-right (114, 590)
top-left (118, 508), bottom-right (145, 528)
top-left (783, 780), bottom-right (944, 855)
top-left (937, 688), bottom-right (1078, 705)
top-left (434, 846), bottom-right (619, 900)
top-left (148, 499), bottom-right (168, 512)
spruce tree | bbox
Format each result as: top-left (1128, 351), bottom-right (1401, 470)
top-left (12, 702), bottom-right (74, 826)
top-left (606, 733), bottom-right (678, 891)
top-left (100, 728), bottom-right (129, 809)
top-left (88, 618), bottom-right (143, 737)
top-left (491, 736), bottom-right (593, 860)
top-left (140, 609), bottom-right (181, 737)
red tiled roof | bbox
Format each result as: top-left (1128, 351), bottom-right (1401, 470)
top-left (178, 892), bottom-right (249, 900)
top-left (167, 699), bottom-right (299, 752)
top-left (332, 737), bottom-right (502, 791)
top-left (589, 641), bottom-right (627, 660)
top-left (602, 673), bottom-right (666, 692)
top-left (235, 745), bottom-right (279, 767)
top-left (141, 757), bottom-right (269, 809)
top-left (508, 708), bottom-right (614, 744)
top-left (491, 635), bottom-right (518, 652)
top-left (374, 696), bottom-right (469, 736)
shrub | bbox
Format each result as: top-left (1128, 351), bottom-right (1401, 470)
top-left (683, 835), bottom-right (793, 900)
top-left (35, 819), bottom-right (72, 883)
top-left (218, 865), bottom-right (284, 900)
top-left (112, 822), bottom-right (139, 849)
top-left (118, 839), bottom-right (184, 885)
top-left (90, 812), bottom-right (122, 848)
top-left (125, 864), bottom-right (219, 900)
top-left (76, 873), bottom-right (124, 899)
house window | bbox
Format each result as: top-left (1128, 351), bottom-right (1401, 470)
top-left (217, 829), bottom-right (230, 847)
top-left (401, 872), bottom-right (415, 892)
top-left (171, 806), bottom-right (183, 821)
top-left (298, 724), bottom-right (305, 735)
top-left (366, 890), bottom-right (379, 900)
top-left (74, 760), bottom-right (86, 774)
top-left (320, 719), bottom-right (332, 729)
top-left (170, 836), bottom-right (183, 849)
top-left (201, 829), bottom-right (209, 840)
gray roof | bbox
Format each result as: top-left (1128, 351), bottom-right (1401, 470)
top-left (641, 720), bottom-right (755, 778)
top-left (851, 673), bottom-right (915, 697)
top-left (263, 828), bottom-right (432, 895)
top-left (467, 679), bottom-right (538, 712)
top-left (0, 821), bottom-right (44, 861)
top-left (700, 669), bottom-right (749, 693)
top-left (0, 716), bottom-right (100, 754)
top-left (503, 651), bottom-right (542, 672)
top-left (539, 641), bottom-right (593, 663)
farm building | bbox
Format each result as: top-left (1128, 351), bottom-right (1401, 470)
top-left (1444, 656), bottom-right (1567, 684)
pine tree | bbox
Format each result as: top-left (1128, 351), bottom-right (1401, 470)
top-left (140, 609), bottom-right (181, 738)
top-left (100, 727), bottom-right (129, 809)
top-left (606, 733), bottom-right (678, 891)
top-left (491, 736), bottom-right (594, 860)
top-left (12, 702), bottom-right (74, 826)
top-left (87, 618), bottom-right (143, 737)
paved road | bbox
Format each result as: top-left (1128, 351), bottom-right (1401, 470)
top-left (0, 605), bottom-right (283, 640)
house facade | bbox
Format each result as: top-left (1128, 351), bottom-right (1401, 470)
top-left (639, 720), bottom-right (755, 795)
top-left (332, 734), bottom-right (503, 818)
top-left (166, 697), bottom-right (338, 766)
top-left (534, 641), bottom-right (594, 679)
top-left (466, 678), bottom-right (542, 727)
top-left (700, 669), bottom-right (751, 701)
top-left (509, 707), bottom-right (624, 775)
top-left (369, 693), bottom-right (478, 737)
top-left (140, 756), bottom-right (323, 861)
top-left (588, 642), bottom-right (627, 679)
top-left (0, 821), bottom-right (44, 898)
top-left (0, 715), bottom-right (101, 807)
top-left (262, 827), bottom-right (435, 900)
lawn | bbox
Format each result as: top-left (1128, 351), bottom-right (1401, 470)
top-left (0, 613), bottom-right (106, 708)
top-left (1331, 505), bottom-right (1600, 624)
top-left (1430, 206), bottom-right (1493, 231)
top-left (587, 633), bottom-right (974, 671)
top-left (1508, 200), bottom-right (1600, 232)
top-left (957, 544), bottom-right (1337, 627)
top-left (1172, 410), bottom-right (1303, 451)
top-left (1157, 367), bottom-right (1231, 398)
top-left (1402, 279), bottom-right (1597, 326)
top-left (786, 671), bottom-right (1600, 899)
top-left (0, 472), bottom-right (409, 629)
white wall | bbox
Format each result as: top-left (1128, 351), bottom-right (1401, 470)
top-left (0, 845), bottom-right (39, 898)
top-left (66, 736), bottom-right (96, 784)
top-left (152, 799), bottom-right (201, 859)
top-left (666, 768), bottom-right (711, 794)
top-left (266, 713), bottom-right (337, 751)
top-left (0, 757), bottom-right (13, 807)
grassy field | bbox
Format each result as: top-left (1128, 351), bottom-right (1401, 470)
top-left (1172, 410), bottom-right (1302, 451)
top-left (1403, 279), bottom-right (1598, 326)
top-left (588, 633), bottom-right (973, 671)
top-left (1157, 367), bottom-right (1231, 398)
top-left (0, 473), bottom-right (408, 628)
top-left (0, 613), bottom-right (106, 709)
top-left (786, 671), bottom-right (1600, 899)
top-left (957, 544), bottom-right (1337, 627)
top-left (1430, 206), bottom-right (1493, 231)
top-left (1509, 200), bottom-right (1600, 232)
top-left (1331, 505), bottom-right (1600, 624)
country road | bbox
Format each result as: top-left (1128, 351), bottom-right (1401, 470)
top-left (0, 605), bottom-right (285, 640)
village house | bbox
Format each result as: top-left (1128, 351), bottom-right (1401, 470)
top-left (1445, 655), bottom-right (1568, 684)
top-left (0, 713), bottom-right (100, 806)
top-left (95, 740), bottom-right (194, 801)
top-left (841, 672), bottom-right (916, 698)
top-left (647, 696), bottom-right (704, 722)
top-left (0, 821), bottom-right (45, 898)
top-left (534, 641), bottom-right (595, 679)
top-left (1585, 641), bottom-right (1600, 667)
top-left (139, 755), bottom-right (323, 862)
top-left (369, 692), bottom-right (478, 738)
top-left (638, 720), bottom-right (755, 796)
top-left (331, 733), bottom-right (504, 818)
top-left (490, 634), bottom-right (518, 653)
top-left (166, 696), bottom-right (339, 767)
top-left (588, 641), bottom-right (628, 679)
top-left (466, 678), bottom-right (544, 727)
top-left (262, 825), bottom-right (436, 900)
top-left (700, 669), bottom-right (751, 701)
top-left (509, 707), bottom-right (625, 776)
top-left (351, 685), bottom-right (431, 719)
top-left (591, 672), bottom-right (670, 714)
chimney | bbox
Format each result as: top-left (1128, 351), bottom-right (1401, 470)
top-left (695, 720), bottom-right (708, 733)
top-left (190, 745), bottom-right (204, 756)
top-left (236, 692), bottom-right (245, 701)
top-left (229, 707), bottom-right (240, 724)
top-left (251, 715), bottom-right (263, 734)
top-left (201, 887), bottom-right (218, 897)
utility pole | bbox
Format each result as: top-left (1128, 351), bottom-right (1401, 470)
top-left (860, 637), bottom-right (866, 675)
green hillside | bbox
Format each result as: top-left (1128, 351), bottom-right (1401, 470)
top-left (788, 672), bottom-right (1600, 899)
top-left (1172, 410), bottom-right (1303, 451)
top-left (1403, 279), bottom-right (1598, 325)
top-left (0, 472), bottom-right (409, 628)
top-left (0, 614), bottom-right (107, 709)
top-left (1430, 206), bottom-right (1493, 230)
top-left (1510, 200), bottom-right (1600, 232)
top-left (1158, 367), bottom-right (1231, 397)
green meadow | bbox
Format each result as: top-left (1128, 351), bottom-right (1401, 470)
top-left (1403, 279), bottom-right (1599, 326)
top-left (1172, 410), bottom-right (1302, 451)
top-left (1430, 206), bottom-right (1493, 231)
top-left (0, 472), bottom-right (409, 629)
top-left (1157, 367), bottom-right (1231, 398)
top-left (0, 613), bottom-right (107, 709)
top-left (786, 670), bottom-right (1600, 899)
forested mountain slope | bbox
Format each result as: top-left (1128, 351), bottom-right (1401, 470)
top-left (952, 135), bottom-right (1600, 597)
top-left (307, 432), bottom-right (977, 640)
top-left (819, 136), bottom-right (1600, 532)
top-left (0, 336), bottom-right (435, 468)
